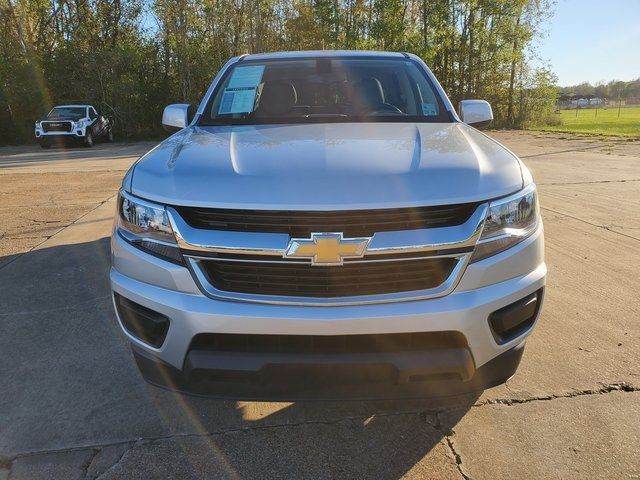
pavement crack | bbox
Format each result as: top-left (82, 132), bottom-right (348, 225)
top-left (444, 436), bottom-right (471, 480)
top-left (0, 455), bottom-right (12, 478)
top-left (479, 382), bottom-right (638, 407)
top-left (93, 443), bottom-right (134, 480)
top-left (541, 206), bottom-right (640, 242)
top-left (432, 413), bottom-right (472, 480)
top-left (0, 194), bottom-right (116, 273)
top-left (81, 448), bottom-right (100, 480)
top-left (519, 144), bottom-right (606, 159)
top-left (4, 408), bottom-right (445, 461)
top-left (8, 384), bottom-right (638, 469)
top-left (538, 178), bottom-right (640, 186)
top-left (21, 216), bottom-right (62, 224)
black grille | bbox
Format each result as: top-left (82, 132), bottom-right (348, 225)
top-left (42, 121), bottom-right (73, 132)
top-left (198, 256), bottom-right (457, 297)
top-left (190, 331), bottom-right (468, 355)
top-left (174, 203), bottom-right (479, 237)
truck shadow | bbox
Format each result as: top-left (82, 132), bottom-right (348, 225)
top-left (146, 385), bottom-right (479, 478)
top-left (0, 237), bottom-right (480, 478)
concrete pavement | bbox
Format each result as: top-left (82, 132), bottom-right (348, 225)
top-left (0, 133), bottom-right (638, 479)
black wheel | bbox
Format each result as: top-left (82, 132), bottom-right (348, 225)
top-left (39, 141), bottom-right (51, 149)
top-left (106, 129), bottom-right (114, 142)
top-left (84, 132), bottom-right (93, 148)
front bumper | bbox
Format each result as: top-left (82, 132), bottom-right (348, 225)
top-left (110, 225), bottom-right (546, 399)
top-left (130, 340), bottom-right (527, 400)
top-left (35, 129), bottom-right (87, 140)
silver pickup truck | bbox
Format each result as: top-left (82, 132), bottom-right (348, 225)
top-left (111, 51), bottom-right (545, 399)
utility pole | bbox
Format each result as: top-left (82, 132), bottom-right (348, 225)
top-left (617, 85), bottom-right (622, 118)
top-left (618, 98), bottom-right (622, 118)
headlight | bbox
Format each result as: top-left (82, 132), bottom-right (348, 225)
top-left (472, 184), bottom-right (539, 262)
top-left (116, 191), bottom-right (184, 264)
top-left (35, 121), bottom-right (41, 128)
top-left (75, 119), bottom-right (85, 128)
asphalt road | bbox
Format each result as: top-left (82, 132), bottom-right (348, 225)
top-left (0, 133), bottom-right (638, 479)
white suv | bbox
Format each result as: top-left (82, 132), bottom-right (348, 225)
top-left (110, 51), bottom-right (545, 399)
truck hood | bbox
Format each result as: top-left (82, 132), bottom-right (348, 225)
top-left (41, 116), bottom-right (84, 122)
top-left (130, 123), bottom-right (523, 209)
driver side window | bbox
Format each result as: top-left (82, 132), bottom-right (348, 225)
top-left (89, 108), bottom-right (98, 120)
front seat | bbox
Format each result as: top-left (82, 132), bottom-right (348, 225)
top-left (255, 81), bottom-right (297, 117)
top-left (352, 77), bottom-right (401, 114)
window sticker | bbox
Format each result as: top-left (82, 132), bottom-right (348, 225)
top-left (227, 66), bottom-right (265, 89)
top-left (218, 66), bottom-right (265, 115)
top-left (422, 103), bottom-right (437, 116)
top-left (219, 89), bottom-right (258, 114)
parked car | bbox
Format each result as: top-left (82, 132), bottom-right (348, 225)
top-left (35, 104), bottom-right (113, 148)
top-left (111, 51), bottom-right (545, 399)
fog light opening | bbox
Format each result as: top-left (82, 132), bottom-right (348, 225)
top-left (488, 289), bottom-right (543, 344)
top-left (114, 293), bottom-right (170, 348)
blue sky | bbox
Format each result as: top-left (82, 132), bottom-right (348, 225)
top-left (536, 0), bottom-right (640, 86)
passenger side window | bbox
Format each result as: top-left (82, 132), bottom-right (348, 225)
top-left (89, 108), bottom-right (98, 120)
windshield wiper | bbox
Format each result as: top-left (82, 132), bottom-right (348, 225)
top-left (301, 113), bottom-right (348, 118)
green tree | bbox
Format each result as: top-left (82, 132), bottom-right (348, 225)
top-left (0, 0), bottom-right (562, 144)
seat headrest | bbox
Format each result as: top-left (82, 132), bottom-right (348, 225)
top-left (257, 81), bottom-right (297, 116)
top-left (356, 77), bottom-right (385, 106)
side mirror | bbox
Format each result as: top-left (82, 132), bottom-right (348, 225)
top-left (162, 104), bottom-right (192, 132)
top-left (459, 100), bottom-right (493, 128)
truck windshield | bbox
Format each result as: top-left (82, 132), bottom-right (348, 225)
top-left (200, 57), bottom-right (451, 125)
top-left (47, 107), bottom-right (86, 119)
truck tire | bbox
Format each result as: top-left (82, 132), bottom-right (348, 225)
top-left (84, 132), bottom-right (93, 148)
top-left (39, 141), bottom-right (51, 149)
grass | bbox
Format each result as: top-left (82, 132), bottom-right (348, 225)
top-left (534, 106), bottom-right (640, 138)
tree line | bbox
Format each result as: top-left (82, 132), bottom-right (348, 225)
top-left (1, 0), bottom-right (556, 145)
top-left (558, 79), bottom-right (640, 102)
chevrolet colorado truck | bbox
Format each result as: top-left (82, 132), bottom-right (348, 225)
top-left (111, 51), bottom-right (545, 399)
top-left (35, 104), bottom-right (113, 148)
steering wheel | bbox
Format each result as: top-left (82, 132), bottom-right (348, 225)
top-left (368, 103), bottom-right (404, 115)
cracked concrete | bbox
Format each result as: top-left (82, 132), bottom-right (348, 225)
top-left (8, 449), bottom-right (95, 480)
top-left (88, 444), bottom-right (133, 479)
top-left (442, 436), bottom-right (470, 480)
top-left (480, 382), bottom-right (639, 406)
top-left (2, 381), bottom-right (635, 462)
top-left (1, 133), bottom-right (639, 478)
top-left (0, 456), bottom-right (11, 480)
top-left (444, 391), bottom-right (640, 479)
top-left (3, 413), bottom-right (465, 479)
top-left (0, 144), bottom-right (149, 268)
top-left (5, 380), bottom-right (636, 479)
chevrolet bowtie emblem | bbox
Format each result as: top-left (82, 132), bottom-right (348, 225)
top-left (284, 233), bottom-right (371, 266)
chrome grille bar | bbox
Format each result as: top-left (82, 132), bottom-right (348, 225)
top-left (168, 204), bottom-right (487, 258)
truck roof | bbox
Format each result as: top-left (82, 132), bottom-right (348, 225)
top-left (242, 50), bottom-right (407, 61)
